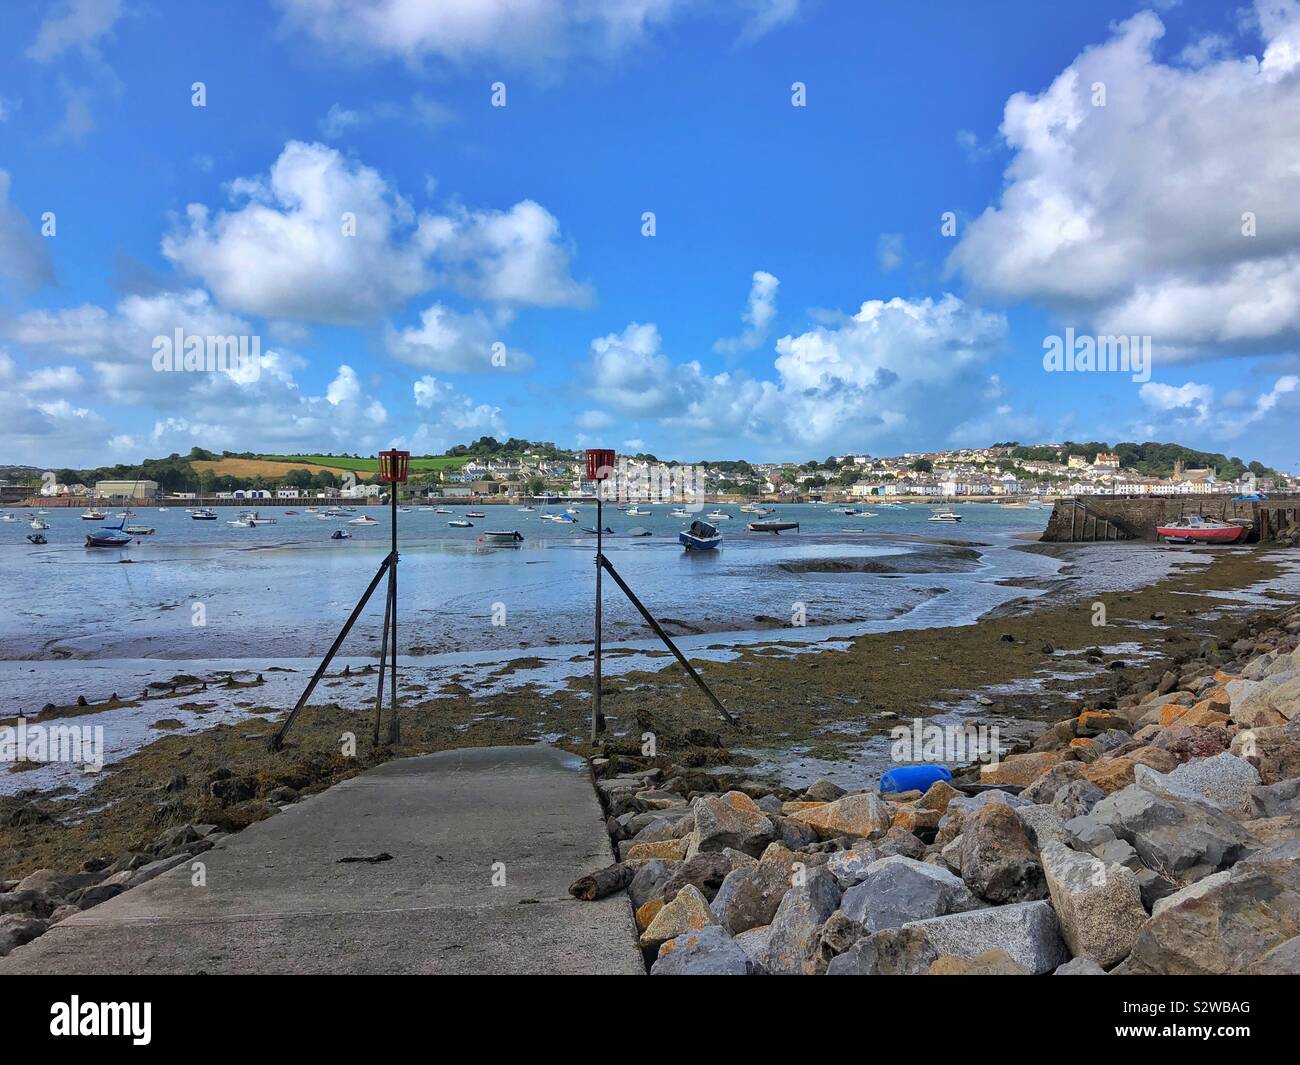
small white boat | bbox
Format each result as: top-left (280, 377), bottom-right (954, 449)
top-left (517, 506), bottom-right (535, 512)
top-left (706, 510), bottom-right (732, 520)
top-left (30, 518), bottom-right (50, 530)
top-left (123, 524), bottom-right (154, 535)
top-left (447, 519), bottom-right (473, 528)
top-left (305, 507), bottom-right (319, 513)
top-left (157, 507), bottom-right (169, 512)
top-left (435, 507), bottom-right (451, 514)
top-left (466, 511), bottom-right (486, 518)
top-left (928, 509), bottom-right (962, 523)
top-left (227, 517), bottom-right (254, 528)
top-left (627, 505), bottom-right (651, 515)
top-left (0, 514), bottom-right (19, 523)
top-left (348, 515), bottom-right (379, 526)
top-left (852, 510), bottom-right (877, 518)
top-left (670, 508), bottom-right (689, 517)
top-left (241, 511), bottom-right (276, 525)
top-left (419, 506), bottom-right (437, 512)
top-left (81, 509), bottom-right (107, 521)
top-left (190, 508), bottom-right (218, 520)
top-left (483, 530), bottom-right (524, 544)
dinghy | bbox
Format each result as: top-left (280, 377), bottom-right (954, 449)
top-left (678, 519), bottom-right (721, 550)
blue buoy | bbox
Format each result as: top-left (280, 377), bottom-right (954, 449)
top-left (879, 765), bottom-right (952, 794)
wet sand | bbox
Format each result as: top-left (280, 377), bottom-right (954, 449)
top-left (4, 543), bottom-right (1299, 878)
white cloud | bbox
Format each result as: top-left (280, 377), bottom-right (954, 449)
top-left (411, 375), bottom-right (507, 441)
top-left (587, 295), bottom-right (1008, 455)
top-left (325, 364), bottom-right (362, 405)
top-left (162, 141), bottom-right (589, 324)
top-left (0, 171), bottom-right (56, 294)
top-left (1137, 373), bottom-right (1300, 438)
top-left (385, 303), bottom-right (530, 373)
top-left (162, 142), bottom-right (428, 324)
top-left (417, 199), bottom-right (593, 308)
top-left (949, 1), bottom-right (1300, 356)
top-left (278, 0), bottom-right (674, 67)
top-left (713, 270), bottom-right (779, 353)
top-left (319, 95), bottom-right (455, 139)
top-left (0, 96), bottom-right (20, 121)
top-left (27, 0), bottom-right (124, 62)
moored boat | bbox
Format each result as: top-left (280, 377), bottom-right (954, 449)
top-left (348, 515), bottom-right (379, 526)
top-left (80, 509), bottom-right (107, 521)
top-left (1157, 515), bottom-right (1247, 544)
top-left (679, 520), bottom-right (721, 550)
top-left (928, 509), bottom-right (962, 522)
top-left (748, 520), bottom-right (799, 533)
top-left (190, 508), bottom-right (218, 520)
top-left (483, 530), bottom-right (524, 544)
top-left (447, 519), bottom-right (474, 527)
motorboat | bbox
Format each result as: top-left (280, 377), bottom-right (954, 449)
top-left (928, 509), bottom-right (962, 522)
top-left (227, 517), bottom-right (254, 528)
top-left (466, 511), bottom-right (486, 518)
top-left (706, 510), bottom-right (732, 520)
top-left (348, 515), bottom-right (379, 526)
top-left (851, 510), bottom-right (877, 518)
top-left (447, 519), bottom-right (474, 528)
top-left (1157, 515), bottom-right (1247, 544)
top-left (27, 533), bottom-right (47, 545)
top-left (330, 529), bottom-right (352, 540)
top-left (517, 506), bottom-right (535, 512)
top-left (670, 508), bottom-right (689, 517)
top-left (582, 526), bottom-right (615, 535)
top-left (435, 507), bottom-right (451, 514)
top-left (748, 520), bottom-right (800, 533)
top-left (243, 511), bottom-right (276, 525)
top-left (80, 509), bottom-right (107, 521)
top-left (190, 508), bottom-right (218, 520)
top-left (483, 530), bottom-right (524, 544)
top-left (123, 524), bottom-right (155, 535)
top-left (627, 505), bottom-right (651, 515)
top-left (679, 519), bottom-right (721, 550)
top-left (30, 518), bottom-right (50, 530)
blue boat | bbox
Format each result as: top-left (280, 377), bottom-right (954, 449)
top-left (86, 521), bottom-right (132, 547)
top-left (678, 519), bottom-right (721, 550)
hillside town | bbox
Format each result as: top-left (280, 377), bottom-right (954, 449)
top-left (2, 441), bottom-right (1293, 506)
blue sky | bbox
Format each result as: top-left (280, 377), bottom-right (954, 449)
top-left (1, 0), bottom-right (1298, 469)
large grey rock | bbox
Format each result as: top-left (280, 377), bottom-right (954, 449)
top-left (762, 868), bottom-right (841, 975)
top-left (839, 855), bottom-right (977, 933)
top-left (1041, 841), bottom-right (1148, 967)
top-left (825, 844), bottom-right (881, 888)
top-left (709, 854), bottom-right (797, 934)
top-left (691, 792), bottom-right (776, 857)
top-left (1154, 753), bottom-right (1261, 818)
top-left (661, 853), bottom-right (732, 902)
top-left (733, 925), bottom-right (772, 972)
top-left (1091, 783), bottom-right (1249, 876)
top-left (1052, 780), bottom-right (1106, 819)
top-left (1250, 778), bottom-right (1300, 818)
top-left (0, 914), bottom-right (48, 957)
top-left (836, 901), bottom-right (1068, 975)
top-left (1122, 839), bottom-right (1300, 975)
top-left (958, 803), bottom-right (1046, 903)
top-left (628, 858), bottom-right (679, 910)
top-left (651, 924), bottom-right (754, 975)
top-left (803, 778), bottom-right (846, 802)
top-left (1152, 869), bottom-right (1232, 916)
top-left (1016, 804), bottom-right (1069, 849)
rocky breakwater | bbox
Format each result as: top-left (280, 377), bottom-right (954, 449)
top-left (0, 822), bottom-right (223, 958)
top-left (573, 602), bottom-right (1300, 975)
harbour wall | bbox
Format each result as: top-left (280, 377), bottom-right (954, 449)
top-left (1041, 494), bottom-right (1300, 543)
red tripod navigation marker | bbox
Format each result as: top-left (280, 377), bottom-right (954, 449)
top-left (271, 449), bottom-right (410, 752)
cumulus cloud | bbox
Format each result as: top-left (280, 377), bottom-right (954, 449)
top-left (385, 303), bottom-right (530, 373)
top-left (411, 375), bottom-right (507, 442)
top-left (948, 1), bottom-right (1300, 357)
top-left (162, 141), bottom-right (589, 324)
top-left (713, 270), bottom-right (779, 354)
top-left (587, 295), bottom-right (1009, 455)
top-left (1137, 374), bottom-right (1300, 438)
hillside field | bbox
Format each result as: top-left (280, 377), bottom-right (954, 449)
top-left (258, 454), bottom-right (472, 474)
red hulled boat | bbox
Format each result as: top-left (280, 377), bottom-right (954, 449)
top-left (1156, 515), bottom-right (1248, 544)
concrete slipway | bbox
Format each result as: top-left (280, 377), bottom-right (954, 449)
top-left (0, 745), bottom-right (644, 975)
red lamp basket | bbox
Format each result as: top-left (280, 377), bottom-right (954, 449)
top-left (585, 449), bottom-right (616, 481)
top-left (377, 449), bottom-right (410, 483)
